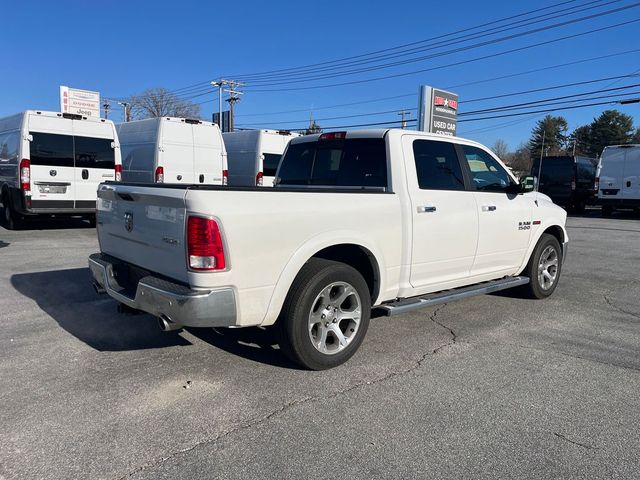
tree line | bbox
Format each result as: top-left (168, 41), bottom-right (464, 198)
top-left (495, 110), bottom-right (640, 173)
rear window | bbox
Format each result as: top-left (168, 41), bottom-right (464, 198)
top-left (30, 133), bottom-right (74, 167)
top-left (277, 138), bottom-right (387, 188)
top-left (75, 137), bottom-right (115, 169)
top-left (263, 153), bottom-right (281, 177)
top-left (29, 132), bottom-right (114, 169)
top-left (532, 158), bottom-right (574, 180)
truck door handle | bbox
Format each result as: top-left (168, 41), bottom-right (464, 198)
top-left (627, 181), bottom-right (632, 188)
top-left (482, 205), bottom-right (497, 212)
top-left (417, 205), bottom-right (437, 213)
top-left (82, 169), bottom-right (89, 180)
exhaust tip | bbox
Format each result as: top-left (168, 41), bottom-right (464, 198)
top-left (158, 315), bottom-right (181, 332)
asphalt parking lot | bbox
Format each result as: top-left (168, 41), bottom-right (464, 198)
top-left (1, 210), bottom-right (639, 480)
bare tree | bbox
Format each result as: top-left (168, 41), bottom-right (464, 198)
top-left (491, 139), bottom-right (509, 160)
top-left (129, 88), bottom-right (201, 120)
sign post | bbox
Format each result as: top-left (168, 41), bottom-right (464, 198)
top-left (59, 86), bottom-right (101, 118)
top-left (417, 85), bottom-right (459, 136)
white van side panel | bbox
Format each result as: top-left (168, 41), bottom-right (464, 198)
top-left (0, 113), bottom-right (23, 189)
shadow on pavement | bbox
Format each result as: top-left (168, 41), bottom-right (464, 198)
top-left (21, 216), bottom-right (95, 230)
top-left (11, 267), bottom-right (191, 351)
top-left (186, 327), bottom-right (301, 369)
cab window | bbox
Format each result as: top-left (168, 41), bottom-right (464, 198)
top-left (462, 145), bottom-right (513, 192)
top-left (413, 139), bottom-right (465, 190)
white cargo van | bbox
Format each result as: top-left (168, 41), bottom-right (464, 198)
top-left (596, 145), bottom-right (640, 215)
top-left (0, 110), bottom-right (121, 229)
top-left (117, 117), bottom-right (227, 185)
top-left (223, 129), bottom-right (300, 186)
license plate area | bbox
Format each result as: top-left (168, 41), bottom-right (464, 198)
top-left (35, 182), bottom-right (70, 194)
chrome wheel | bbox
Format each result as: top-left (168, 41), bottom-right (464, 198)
top-left (308, 281), bottom-right (362, 355)
top-left (537, 245), bottom-right (559, 291)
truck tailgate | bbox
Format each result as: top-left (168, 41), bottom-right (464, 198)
top-left (96, 183), bottom-right (189, 283)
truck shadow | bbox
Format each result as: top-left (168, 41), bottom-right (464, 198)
top-left (10, 268), bottom-right (191, 351)
top-left (185, 327), bottom-right (300, 369)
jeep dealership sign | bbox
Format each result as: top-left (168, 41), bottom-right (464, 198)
top-left (60, 86), bottom-right (101, 118)
top-left (417, 85), bottom-right (459, 136)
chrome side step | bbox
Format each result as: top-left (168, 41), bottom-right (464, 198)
top-left (379, 276), bottom-right (530, 317)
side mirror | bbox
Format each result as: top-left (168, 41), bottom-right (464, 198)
top-left (520, 175), bottom-right (536, 192)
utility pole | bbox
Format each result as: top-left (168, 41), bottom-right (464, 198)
top-left (398, 110), bottom-right (411, 129)
top-left (211, 79), bottom-right (245, 131)
top-left (118, 101), bottom-right (131, 122)
top-left (103, 99), bottom-right (110, 119)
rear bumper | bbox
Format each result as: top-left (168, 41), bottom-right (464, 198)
top-left (88, 253), bottom-right (238, 328)
top-left (597, 197), bottom-right (640, 208)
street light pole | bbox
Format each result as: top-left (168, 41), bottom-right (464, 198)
top-left (211, 80), bottom-right (226, 128)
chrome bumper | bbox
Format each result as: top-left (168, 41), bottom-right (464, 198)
top-left (88, 253), bottom-right (237, 328)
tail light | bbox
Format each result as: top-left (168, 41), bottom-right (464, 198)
top-left (222, 169), bottom-right (228, 186)
top-left (570, 176), bottom-right (576, 191)
top-left (256, 171), bottom-right (264, 186)
top-left (155, 166), bottom-right (164, 183)
top-left (114, 164), bottom-right (122, 182)
top-left (594, 177), bottom-right (599, 191)
top-left (187, 216), bottom-right (226, 271)
top-left (19, 159), bottom-right (31, 193)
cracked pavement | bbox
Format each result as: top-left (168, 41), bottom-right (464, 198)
top-left (1, 210), bottom-right (639, 479)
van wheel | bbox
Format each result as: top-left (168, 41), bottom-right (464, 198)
top-left (277, 258), bottom-right (371, 370)
top-left (1, 193), bottom-right (20, 230)
top-left (602, 205), bottom-right (613, 217)
top-left (522, 234), bottom-right (562, 299)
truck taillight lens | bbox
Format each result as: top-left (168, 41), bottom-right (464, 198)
top-left (187, 216), bottom-right (226, 271)
top-left (19, 159), bottom-right (31, 193)
top-left (594, 177), bottom-right (599, 191)
top-left (256, 171), bottom-right (263, 186)
top-left (222, 169), bottom-right (228, 186)
top-left (571, 177), bottom-right (576, 191)
top-left (115, 164), bottom-right (122, 182)
top-left (155, 166), bottom-right (164, 183)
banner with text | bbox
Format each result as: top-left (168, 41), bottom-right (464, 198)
top-left (60, 86), bottom-right (101, 118)
top-left (417, 86), bottom-right (458, 136)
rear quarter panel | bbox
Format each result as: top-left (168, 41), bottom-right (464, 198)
top-left (185, 189), bottom-right (403, 326)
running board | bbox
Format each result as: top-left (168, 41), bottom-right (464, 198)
top-left (379, 276), bottom-right (530, 317)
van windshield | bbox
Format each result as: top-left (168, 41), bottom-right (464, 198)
top-left (30, 132), bottom-right (114, 169)
top-left (277, 138), bottom-right (387, 188)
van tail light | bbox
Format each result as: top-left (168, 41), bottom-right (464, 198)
top-left (571, 176), bottom-right (576, 191)
top-left (187, 216), bottom-right (226, 271)
top-left (19, 159), bottom-right (31, 193)
top-left (155, 166), bottom-right (164, 183)
top-left (114, 164), bottom-right (122, 182)
top-left (222, 169), bottom-right (228, 186)
top-left (256, 171), bottom-right (264, 186)
top-left (594, 177), bottom-right (599, 191)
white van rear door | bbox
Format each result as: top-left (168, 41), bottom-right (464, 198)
top-left (622, 148), bottom-right (640, 200)
top-left (28, 131), bottom-right (76, 210)
top-left (599, 148), bottom-right (625, 199)
top-left (192, 124), bottom-right (223, 184)
top-left (73, 120), bottom-right (116, 209)
top-left (160, 121), bottom-right (194, 184)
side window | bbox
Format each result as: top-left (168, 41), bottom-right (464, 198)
top-left (74, 137), bottom-right (115, 169)
top-left (0, 131), bottom-right (19, 165)
top-left (462, 145), bottom-right (513, 192)
top-left (412, 139), bottom-right (465, 190)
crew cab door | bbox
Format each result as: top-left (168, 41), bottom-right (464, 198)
top-left (460, 145), bottom-right (533, 275)
top-left (403, 136), bottom-right (478, 291)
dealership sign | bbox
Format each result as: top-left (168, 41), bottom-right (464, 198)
top-left (417, 85), bottom-right (459, 136)
top-left (60, 86), bottom-right (101, 118)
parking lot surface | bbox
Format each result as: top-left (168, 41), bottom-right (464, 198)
top-left (1, 211), bottom-right (639, 479)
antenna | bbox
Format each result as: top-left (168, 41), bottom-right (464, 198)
top-left (536, 130), bottom-right (545, 192)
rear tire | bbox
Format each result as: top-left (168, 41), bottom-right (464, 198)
top-left (521, 233), bottom-right (562, 299)
top-left (277, 258), bottom-right (371, 370)
top-left (1, 192), bottom-right (20, 230)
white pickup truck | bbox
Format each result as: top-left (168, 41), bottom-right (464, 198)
top-left (89, 129), bottom-right (568, 370)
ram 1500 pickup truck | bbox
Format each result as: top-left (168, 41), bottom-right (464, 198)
top-left (89, 129), bottom-right (568, 370)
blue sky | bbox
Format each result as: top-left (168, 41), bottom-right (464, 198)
top-left (2, 0), bottom-right (639, 150)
